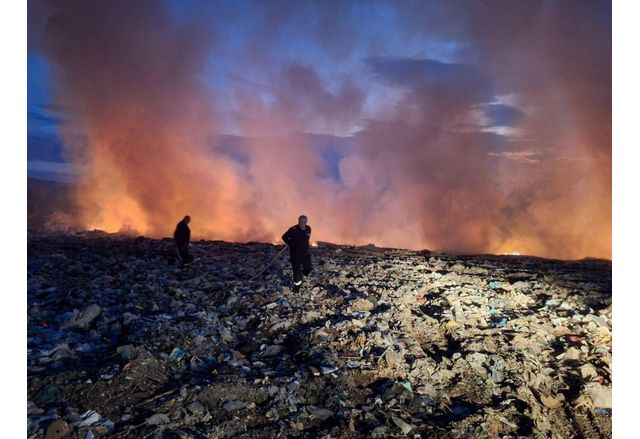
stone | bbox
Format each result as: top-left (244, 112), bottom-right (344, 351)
top-left (559, 347), bottom-right (581, 362)
top-left (391, 416), bottom-right (413, 434)
top-left (584, 383), bottom-right (612, 408)
top-left (187, 402), bottom-right (206, 416)
top-left (445, 320), bottom-right (459, 331)
top-left (306, 405), bottom-right (334, 420)
top-left (62, 304), bottom-right (102, 330)
top-left (351, 297), bottom-right (374, 312)
top-left (116, 344), bottom-right (135, 360)
top-left (580, 364), bottom-right (598, 380)
top-left (302, 311), bottom-right (321, 323)
top-left (262, 345), bottom-right (283, 357)
top-left (585, 314), bottom-right (609, 328)
top-left (223, 400), bottom-right (246, 412)
top-left (76, 410), bottom-right (101, 427)
top-left (146, 413), bottom-right (170, 425)
top-left (46, 420), bottom-right (70, 439)
top-left (540, 393), bottom-right (564, 409)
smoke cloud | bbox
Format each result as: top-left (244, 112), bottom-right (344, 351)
top-left (29, 0), bottom-right (611, 259)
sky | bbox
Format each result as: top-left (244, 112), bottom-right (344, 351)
top-left (27, 0), bottom-right (611, 259)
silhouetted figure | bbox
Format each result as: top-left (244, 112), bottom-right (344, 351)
top-left (282, 215), bottom-right (312, 289)
top-left (174, 215), bottom-right (192, 267)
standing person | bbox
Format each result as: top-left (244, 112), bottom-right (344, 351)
top-left (173, 215), bottom-right (192, 267)
top-left (282, 215), bottom-right (313, 288)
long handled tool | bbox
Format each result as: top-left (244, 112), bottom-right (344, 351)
top-left (190, 244), bottom-right (212, 256)
top-left (249, 245), bottom-right (288, 281)
top-left (175, 243), bottom-right (208, 266)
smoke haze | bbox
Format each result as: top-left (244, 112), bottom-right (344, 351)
top-left (28, 0), bottom-right (611, 259)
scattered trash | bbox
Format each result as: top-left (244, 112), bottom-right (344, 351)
top-left (189, 355), bottom-right (215, 374)
top-left (116, 344), bottom-right (135, 360)
top-left (489, 316), bottom-right (509, 328)
top-left (62, 304), bottom-right (102, 330)
top-left (169, 347), bottom-right (186, 361)
top-left (320, 365), bottom-right (338, 374)
top-left (580, 363), bottom-right (599, 380)
top-left (27, 401), bottom-right (44, 416)
top-left (27, 233), bottom-right (612, 438)
top-left (76, 410), bottom-right (101, 428)
top-left (223, 400), bottom-right (246, 412)
top-left (146, 413), bottom-right (170, 425)
top-left (392, 416), bottom-right (413, 434)
top-left (45, 420), bottom-right (69, 439)
top-left (262, 345), bottom-right (283, 357)
top-left (306, 405), bottom-right (334, 420)
top-left (540, 393), bottom-right (565, 409)
top-left (584, 383), bottom-right (612, 409)
top-left (595, 407), bottom-right (612, 417)
top-left (564, 334), bottom-right (585, 345)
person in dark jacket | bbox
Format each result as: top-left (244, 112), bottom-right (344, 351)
top-left (282, 215), bottom-right (312, 288)
top-left (173, 215), bottom-right (192, 267)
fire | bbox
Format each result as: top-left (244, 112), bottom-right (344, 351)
top-left (311, 242), bottom-right (318, 247)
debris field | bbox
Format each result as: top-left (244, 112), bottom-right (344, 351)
top-left (27, 232), bottom-right (612, 438)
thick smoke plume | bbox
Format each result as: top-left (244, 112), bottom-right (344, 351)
top-left (29, 0), bottom-right (611, 259)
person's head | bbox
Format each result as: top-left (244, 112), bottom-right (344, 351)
top-left (184, 215), bottom-right (191, 224)
top-left (298, 215), bottom-right (307, 228)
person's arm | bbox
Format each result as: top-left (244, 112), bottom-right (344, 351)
top-left (282, 228), bottom-right (292, 244)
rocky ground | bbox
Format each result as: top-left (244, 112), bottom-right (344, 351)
top-left (27, 232), bottom-right (612, 438)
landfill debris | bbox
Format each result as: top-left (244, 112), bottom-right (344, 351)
top-left (306, 405), bottom-right (334, 420)
top-left (262, 344), bottom-right (283, 357)
top-left (146, 413), bottom-right (170, 425)
top-left (28, 402), bottom-right (45, 417)
top-left (75, 410), bottom-right (100, 427)
top-left (169, 347), bottom-right (186, 361)
top-left (115, 344), bottom-right (135, 360)
top-left (585, 383), bottom-right (613, 409)
top-left (489, 316), bottom-right (509, 328)
top-left (222, 400), bottom-right (246, 412)
top-left (27, 232), bottom-right (612, 438)
top-left (45, 420), bottom-right (69, 439)
top-left (540, 393), bottom-right (565, 409)
top-left (320, 365), bottom-right (338, 374)
top-left (61, 304), bottom-right (102, 330)
top-left (392, 416), bottom-right (413, 434)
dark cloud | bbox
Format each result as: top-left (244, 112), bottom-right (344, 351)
top-left (366, 57), bottom-right (494, 102)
